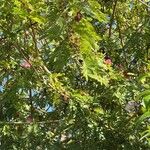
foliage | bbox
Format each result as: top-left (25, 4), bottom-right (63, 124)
top-left (0, 0), bottom-right (150, 149)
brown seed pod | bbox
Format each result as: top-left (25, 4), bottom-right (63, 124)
top-left (75, 11), bottom-right (82, 22)
top-left (26, 115), bottom-right (33, 123)
top-left (20, 60), bottom-right (32, 68)
top-left (61, 92), bottom-right (70, 103)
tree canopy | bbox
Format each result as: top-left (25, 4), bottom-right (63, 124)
top-left (0, 0), bottom-right (150, 149)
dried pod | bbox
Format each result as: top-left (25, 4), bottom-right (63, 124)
top-left (61, 92), bottom-right (70, 103)
top-left (20, 60), bottom-right (31, 68)
top-left (75, 11), bottom-right (82, 22)
top-left (26, 115), bottom-right (33, 123)
top-left (104, 56), bottom-right (112, 65)
top-left (125, 101), bottom-right (141, 114)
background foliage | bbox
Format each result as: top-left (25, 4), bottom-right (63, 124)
top-left (0, 0), bottom-right (150, 149)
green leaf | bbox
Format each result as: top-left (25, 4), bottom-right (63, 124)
top-left (136, 111), bottom-right (150, 127)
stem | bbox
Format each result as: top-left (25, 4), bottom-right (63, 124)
top-left (117, 22), bottom-right (124, 48)
top-left (0, 120), bottom-right (59, 125)
top-left (109, 0), bottom-right (118, 38)
top-left (0, 22), bottom-right (37, 44)
top-left (29, 19), bottom-right (40, 57)
top-left (146, 44), bottom-right (150, 61)
top-left (138, 0), bottom-right (150, 8)
top-left (29, 89), bottom-right (33, 117)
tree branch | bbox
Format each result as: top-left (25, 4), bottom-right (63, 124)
top-left (109, 0), bottom-right (118, 38)
top-left (138, 0), bottom-right (150, 8)
top-left (0, 120), bottom-right (59, 125)
top-left (0, 22), bottom-right (37, 44)
top-left (116, 19), bottom-right (124, 48)
top-left (29, 19), bottom-right (40, 57)
top-left (29, 89), bottom-right (33, 117)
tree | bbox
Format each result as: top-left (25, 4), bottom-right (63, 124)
top-left (0, 0), bottom-right (150, 149)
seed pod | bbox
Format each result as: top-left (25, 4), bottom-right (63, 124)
top-left (20, 60), bottom-right (31, 68)
top-left (60, 92), bottom-right (70, 103)
top-left (75, 11), bottom-right (82, 22)
top-left (104, 56), bottom-right (112, 65)
top-left (26, 115), bottom-right (33, 123)
top-left (125, 101), bottom-right (141, 115)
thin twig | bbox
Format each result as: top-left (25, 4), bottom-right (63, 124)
top-left (29, 19), bottom-right (40, 57)
top-left (109, 0), bottom-right (118, 38)
top-left (0, 22), bottom-right (37, 44)
top-left (0, 120), bottom-right (59, 125)
top-left (117, 23), bottom-right (124, 48)
top-left (29, 89), bottom-right (33, 116)
top-left (138, 0), bottom-right (150, 8)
